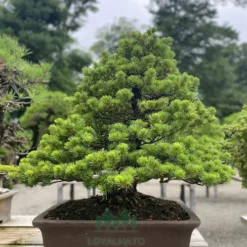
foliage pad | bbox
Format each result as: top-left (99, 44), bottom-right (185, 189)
top-left (18, 29), bottom-right (234, 193)
top-left (0, 35), bottom-right (50, 164)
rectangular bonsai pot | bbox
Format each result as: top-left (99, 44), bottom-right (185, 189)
top-left (0, 190), bottom-right (18, 223)
top-left (33, 200), bottom-right (200, 247)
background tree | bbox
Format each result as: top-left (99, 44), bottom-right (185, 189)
top-left (91, 17), bottom-right (141, 57)
top-left (0, 0), bottom-right (97, 94)
top-left (20, 89), bottom-right (70, 150)
top-left (150, 0), bottom-right (237, 72)
top-left (192, 44), bottom-right (244, 118)
top-left (0, 35), bottom-right (50, 164)
top-left (149, 0), bottom-right (246, 118)
top-left (49, 50), bottom-right (92, 94)
top-left (14, 30), bottom-right (233, 193)
top-left (224, 105), bottom-right (247, 188)
top-left (235, 43), bottom-right (247, 88)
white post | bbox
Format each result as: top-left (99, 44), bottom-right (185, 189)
top-left (189, 185), bottom-right (196, 213)
top-left (214, 185), bottom-right (218, 199)
top-left (57, 183), bottom-right (63, 203)
top-left (206, 186), bottom-right (210, 198)
top-left (0, 174), bottom-right (4, 188)
top-left (92, 187), bottom-right (96, 196)
top-left (70, 184), bottom-right (75, 200)
top-left (160, 183), bottom-right (166, 199)
top-left (87, 188), bottom-right (91, 198)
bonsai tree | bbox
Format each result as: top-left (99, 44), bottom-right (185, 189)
top-left (16, 29), bottom-right (233, 197)
top-left (0, 35), bottom-right (50, 171)
top-left (224, 105), bottom-right (247, 187)
top-left (20, 89), bottom-right (70, 150)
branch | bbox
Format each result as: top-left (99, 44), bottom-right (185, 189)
top-left (183, 179), bottom-right (204, 186)
top-left (160, 178), bottom-right (170, 183)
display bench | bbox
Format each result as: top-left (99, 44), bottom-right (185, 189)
top-left (0, 216), bottom-right (209, 247)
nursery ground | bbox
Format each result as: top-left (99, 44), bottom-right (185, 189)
top-left (11, 180), bottom-right (247, 247)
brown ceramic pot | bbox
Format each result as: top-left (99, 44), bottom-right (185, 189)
top-left (0, 190), bottom-right (18, 223)
top-left (33, 200), bottom-right (200, 247)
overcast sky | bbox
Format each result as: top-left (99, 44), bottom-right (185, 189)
top-left (74, 0), bottom-right (247, 50)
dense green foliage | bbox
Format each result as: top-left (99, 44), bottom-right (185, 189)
top-left (224, 106), bottom-right (247, 187)
top-left (20, 89), bottom-right (70, 149)
top-left (16, 30), bottom-right (234, 193)
top-left (150, 0), bottom-right (246, 118)
top-left (0, 0), bottom-right (97, 93)
top-left (0, 36), bottom-right (50, 84)
top-left (0, 35), bottom-right (50, 164)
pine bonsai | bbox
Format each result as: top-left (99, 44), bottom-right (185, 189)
top-left (15, 29), bottom-right (233, 208)
top-left (0, 35), bottom-right (50, 170)
top-left (224, 105), bottom-right (247, 188)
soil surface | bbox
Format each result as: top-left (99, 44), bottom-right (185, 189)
top-left (44, 191), bottom-right (190, 221)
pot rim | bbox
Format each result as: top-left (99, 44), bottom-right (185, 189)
top-left (0, 189), bottom-right (18, 200)
top-left (33, 199), bottom-right (200, 228)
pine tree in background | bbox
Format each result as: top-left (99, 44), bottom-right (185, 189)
top-left (192, 44), bottom-right (244, 118)
top-left (0, 0), bottom-right (97, 94)
top-left (0, 35), bottom-right (50, 164)
top-left (49, 50), bottom-right (92, 94)
top-left (235, 43), bottom-right (247, 88)
top-left (91, 17), bottom-right (141, 57)
top-left (150, 0), bottom-right (237, 73)
top-left (20, 89), bottom-right (70, 150)
top-left (150, 0), bottom-right (246, 118)
top-left (14, 30), bottom-right (234, 192)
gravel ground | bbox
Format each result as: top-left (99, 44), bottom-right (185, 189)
top-left (11, 180), bottom-right (247, 247)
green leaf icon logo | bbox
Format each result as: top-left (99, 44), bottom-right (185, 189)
top-left (112, 215), bottom-right (120, 230)
top-left (96, 216), bottom-right (103, 230)
top-left (103, 208), bottom-right (113, 230)
top-left (130, 217), bottom-right (137, 230)
top-left (95, 209), bottom-right (137, 232)
top-left (120, 210), bottom-right (130, 229)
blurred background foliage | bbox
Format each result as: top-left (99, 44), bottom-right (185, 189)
top-left (0, 0), bottom-right (97, 94)
top-left (20, 88), bottom-right (70, 150)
